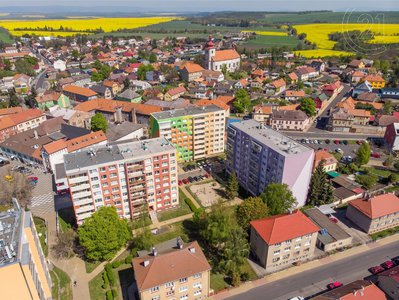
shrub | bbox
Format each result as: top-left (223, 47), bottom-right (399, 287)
top-left (112, 261), bottom-right (122, 268)
top-left (124, 255), bottom-right (133, 264)
top-left (105, 263), bottom-right (115, 286)
top-left (112, 289), bottom-right (117, 298)
top-left (102, 272), bottom-right (109, 289)
top-left (240, 272), bottom-right (250, 281)
top-left (105, 290), bottom-right (113, 300)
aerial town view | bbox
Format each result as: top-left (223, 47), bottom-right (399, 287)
top-left (0, 0), bottom-right (399, 299)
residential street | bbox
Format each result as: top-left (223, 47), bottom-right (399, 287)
top-left (225, 239), bottom-right (399, 300)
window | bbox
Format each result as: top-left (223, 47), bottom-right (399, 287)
top-left (273, 250), bottom-right (280, 255)
top-left (180, 295), bottom-right (188, 300)
top-left (165, 282), bottom-right (174, 288)
top-left (151, 296), bottom-right (160, 300)
top-left (150, 286), bottom-right (159, 293)
top-left (193, 282), bottom-right (202, 288)
top-left (272, 257), bottom-right (280, 262)
top-left (194, 290), bottom-right (202, 296)
top-left (179, 277), bottom-right (187, 283)
top-left (193, 273), bottom-right (201, 279)
top-left (179, 286), bottom-right (188, 293)
top-left (284, 247), bottom-right (291, 252)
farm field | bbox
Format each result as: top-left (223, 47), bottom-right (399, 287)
top-left (242, 30), bottom-right (288, 36)
top-left (0, 27), bottom-right (13, 43)
top-left (0, 17), bottom-right (180, 37)
top-left (293, 23), bottom-right (399, 57)
top-left (240, 35), bottom-right (301, 49)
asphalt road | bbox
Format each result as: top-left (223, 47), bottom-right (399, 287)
top-left (227, 240), bottom-right (399, 300)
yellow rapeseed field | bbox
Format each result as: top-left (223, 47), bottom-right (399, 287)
top-left (369, 35), bottom-right (399, 44)
top-left (293, 23), bottom-right (399, 57)
top-left (242, 30), bottom-right (288, 36)
top-left (294, 49), bottom-right (353, 58)
top-left (0, 17), bottom-right (180, 36)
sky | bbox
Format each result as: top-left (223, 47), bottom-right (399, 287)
top-left (0, 0), bottom-right (398, 12)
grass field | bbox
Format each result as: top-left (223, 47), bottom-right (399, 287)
top-left (242, 30), bottom-right (288, 36)
top-left (0, 17), bottom-right (180, 37)
top-left (241, 35), bottom-right (301, 49)
top-left (0, 27), bottom-right (13, 43)
top-left (293, 23), bottom-right (399, 57)
top-left (50, 266), bottom-right (72, 300)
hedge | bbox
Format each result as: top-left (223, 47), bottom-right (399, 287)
top-left (105, 290), bottom-right (113, 300)
top-left (102, 272), bottom-right (109, 289)
top-left (105, 263), bottom-right (115, 286)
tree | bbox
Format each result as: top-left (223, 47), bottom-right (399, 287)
top-left (52, 228), bottom-right (76, 259)
top-left (226, 171), bottom-right (239, 200)
top-left (0, 168), bottom-right (33, 208)
top-left (307, 160), bottom-right (334, 206)
top-left (355, 174), bottom-right (377, 189)
top-left (25, 87), bottom-right (38, 108)
top-left (148, 53), bottom-right (157, 63)
top-left (137, 64), bottom-right (154, 80)
top-left (383, 100), bottom-right (393, 114)
top-left (221, 64), bottom-right (228, 77)
top-left (194, 204), bottom-right (249, 285)
top-left (236, 197), bottom-right (268, 230)
top-left (260, 183), bottom-right (297, 215)
top-left (78, 207), bottom-right (131, 261)
top-left (356, 142), bottom-right (371, 166)
top-left (384, 155), bottom-right (394, 167)
top-left (299, 97), bottom-right (316, 117)
top-left (233, 89), bottom-right (251, 114)
top-left (8, 90), bottom-right (20, 107)
top-left (91, 112), bottom-right (108, 133)
top-left (123, 77), bottom-right (130, 91)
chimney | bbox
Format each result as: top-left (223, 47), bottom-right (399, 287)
top-left (152, 247), bottom-right (158, 256)
top-left (33, 130), bottom-right (38, 140)
top-left (143, 260), bottom-right (150, 267)
top-left (115, 106), bottom-right (123, 123)
top-left (131, 107), bottom-right (137, 124)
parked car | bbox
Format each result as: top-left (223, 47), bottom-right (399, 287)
top-left (57, 189), bottom-right (70, 196)
top-left (325, 139), bottom-right (331, 144)
top-left (356, 140), bottom-right (363, 145)
top-left (334, 140), bottom-right (340, 144)
top-left (343, 140), bottom-right (348, 145)
top-left (0, 159), bottom-right (10, 167)
top-left (392, 256), bottom-right (399, 265)
top-left (335, 148), bottom-right (343, 153)
top-left (183, 178), bottom-right (189, 184)
top-left (382, 260), bottom-right (395, 269)
top-left (327, 281), bottom-right (343, 290)
top-left (329, 217), bottom-right (338, 223)
top-left (188, 176), bottom-right (194, 183)
top-left (369, 265), bottom-right (384, 274)
top-left (371, 153), bottom-right (381, 158)
top-left (178, 180), bottom-right (183, 186)
top-left (204, 173), bottom-right (210, 178)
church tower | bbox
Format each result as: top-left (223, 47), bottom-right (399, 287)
top-left (205, 35), bottom-right (215, 70)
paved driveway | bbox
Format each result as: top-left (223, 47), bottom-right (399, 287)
top-left (333, 209), bottom-right (371, 244)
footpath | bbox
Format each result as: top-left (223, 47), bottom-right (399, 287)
top-left (210, 234), bottom-right (399, 299)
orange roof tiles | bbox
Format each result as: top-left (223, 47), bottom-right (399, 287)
top-left (75, 99), bottom-right (162, 116)
top-left (285, 90), bottom-right (305, 97)
top-left (166, 86), bottom-right (186, 97)
top-left (250, 210), bottom-right (320, 245)
top-left (10, 108), bottom-right (43, 124)
top-left (314, 150), bottom-right (338, 167)
top-left (279, 104), bottom-right (299, 111)
top-left (195, 99), bottom-right (229, 111)
top-left (215, 95), bottom-right (234, 104)
top-left (67, 130), bottom-right (107, 152)
top-left (63, 85), bottom-right (98, 97)
top-left (365, 74), bottom-right (385, 82)
top-left (272, 78), bottom-right (286, 89)
top-left (35, 92), bottom-right (60, 104)
top-left (349, 193), bottom-right (399, 219)
top-left (253, 105), bottom-right (274, 114)
top-left (0, 116), bottom-right (16, 131)
top-left (181, 62), bottom-right (204, 73)
top-left (132, 241), bottom-right (211, 291)
top-left (288, 72), bottom-right (298, 81)
top-left (42, 139), bottom-right (67, 155)
top-left (0, 107), bottom-right (23, 117)
top-left (212, 49), bottom-right (240, 62)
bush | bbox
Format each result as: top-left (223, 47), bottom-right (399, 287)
top-left (124, 255), bottom-right (133, 264)
top-left (102, 272), bottom-right (109, 289)
top-left (394, 161), bottom-right (399, 171)
top-left (240, 272), bottom-right (250, 281)
top-left (112, 261), bottom-right (122, 268)
top-left (105, 290), bottom-right (113, 300)
top-left (105, 263), bottom-right (115, 286)
top-left (112, 289), bottom-right (117, 298)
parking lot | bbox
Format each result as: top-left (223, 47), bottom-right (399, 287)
top-left (178, 157), bottom-right (225, 185)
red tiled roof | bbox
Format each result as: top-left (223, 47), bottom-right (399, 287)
top-left (42, 139), bottom-right (67, 155)
top-left (285, 90), bottom-right (305, 97)
top-left (349, 193), bottom-right (399, 219)
top-left (195, 99), bottom-right (229, 111)
top-left (272, 78), bottom-right (286, 89)
top-left (0, 116), bottom-right (16, 131)
top-left (10, 109), bottom-right (43, 124)
top-left (132, 241), bottom-right (211, 291)
top-left (365, 74), bottom-right (385, 83)
top-left (181, 62), bottom-right (204, 73)
top-left (0, 107), bottom-right (23, 117)
top-left (75, 99), bottom-right (162, 116)
top-left (63, 85), bottom-right (98, 97)
top-left (250, 210), bottom-right (320, 245)
top-left (211, 49), bottom-right (240, 62)
top-left (314, 150), bottom-right (338, 167)
top-left (166, 86), bottom-right (186, 97)
top-left (67, 130), bottom-right (107, 152)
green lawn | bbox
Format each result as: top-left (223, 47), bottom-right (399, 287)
top-left (210, 273), bottom-right (229, 292)
top-left (50, 266), bottom-right (72, 300)
top-left (89, 271), bottom-right (106, 300)
top-left (57, 207), bottom-right (76, 231)
top-left (152, 221), bottom-right (189, 245)
top-left (33, 217), bottom-right (48, 257)
top-left (366, 167), bottom-right (393, 178)
top-left (85, 260), bottom-right (102, 273)
top-left (385, 185), bottom-right (399, 193)
top-left (157, 198), bottom-right (192, 222)
top-left (0, 27), bottom-right (12, 43)
top-left (371, 225), bottom-right (399, 241)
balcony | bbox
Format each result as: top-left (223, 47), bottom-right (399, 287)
top-left (72, 190), bottom-right (92, 199)
top-left (69, 176), bottom-right (89, 184)
top-left (75, 205), bottom-right (95, 214)
top-left (70, 183), bottom-right (90, 192)
top-left (73, 198), bottom-right (93, 206)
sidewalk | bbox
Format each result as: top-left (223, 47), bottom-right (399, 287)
top-left (210, 234), bottom-right (399, 299)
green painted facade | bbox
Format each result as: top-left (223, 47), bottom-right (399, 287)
top-left (38, 93), bottom-right (71, 110)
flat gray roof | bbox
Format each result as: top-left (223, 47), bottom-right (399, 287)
top-left (305, 208), bottom-right (352, 245)
top-left (0, 200), bottom-right (21, 267)
top-left (64, 137), bottom-right (175, 172)
top-left (151, 105), bottom-right (223, 120)
top-left (230, 119), bottom-right (312, 156)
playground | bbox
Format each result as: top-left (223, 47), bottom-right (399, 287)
top-left (189, 181), bottom-right (226, 207)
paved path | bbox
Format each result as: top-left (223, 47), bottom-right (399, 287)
top-left (213, 234), bottom-right (399, 300)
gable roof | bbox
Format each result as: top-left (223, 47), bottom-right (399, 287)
top-left (63, 85), bottom-right (98, 97)
top-left (75, 99), bottom-right (162, 116)
top-left (349, 193), bottom-right (399, 219)
top-left (314, 150), bottom-right (338, 166)
top-left (10, 109), bottom-right (43, 124)
top-left (212, 49), bottom-right (240, 62)
top-left (67, 130), bottom-right (107, 152)
top-left (195, 99), bottom-right (229, 111)
top-left (285, 90), bottom-right (305, 97)
top-left (250, 210), bottom-right (319, 245)
top-left (0, 107), bottom-right (23, 117)
top-left (132, 241), bottom-right (211, 291)
top-left (182, 63), bottom-right (204, 73)
top-left (166, 86), bottom-right (186, 97)
top-left (271, 78), bottom-right (286, 89)
top-left (42, 138), bottom-right (67, 154)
